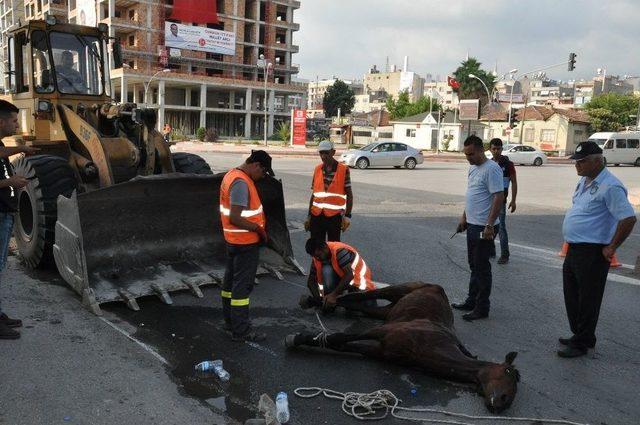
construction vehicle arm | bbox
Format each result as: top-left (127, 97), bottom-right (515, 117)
top-left (0, 146), bottom-right (39, 158)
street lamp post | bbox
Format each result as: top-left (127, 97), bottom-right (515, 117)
top-left (469, 73), bottom-right (492, 140)
top-left (144, 68), bottom-right (170, 106)
top-left (258, 54), bottom-right (273, 146)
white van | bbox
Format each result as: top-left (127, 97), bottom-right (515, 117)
top-left (598, 131), bottom-right (640, 166)
top-left (587, 132), bottom-right (615, 148)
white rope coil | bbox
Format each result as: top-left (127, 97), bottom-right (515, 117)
top-left (294, 387), bottom-right (590, 425)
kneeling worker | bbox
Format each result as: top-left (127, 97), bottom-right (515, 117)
top-left (302, 238), bottom-right (376, 309)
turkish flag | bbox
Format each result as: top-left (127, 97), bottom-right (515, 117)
top-left (170, 0), bottom-right (219, 24)
top-left (447, 76), bottom-right (460, 89)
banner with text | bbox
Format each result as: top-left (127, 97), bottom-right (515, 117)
top-left (292, 109), bottom-right (307, 146)
top-left (164, 22), bottom-right (235, 55)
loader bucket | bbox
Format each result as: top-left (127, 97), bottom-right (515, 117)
top-left (52, 173), bottom-right (301, 315)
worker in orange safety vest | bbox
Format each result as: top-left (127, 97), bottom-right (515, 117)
top-left (300, 238), bottom-right (376, 311)
top-left (304, 140), bottom-right (353, 241)
top-left (219, 150), bottom-right (272, 342)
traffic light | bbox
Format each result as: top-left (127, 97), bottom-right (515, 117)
top-left (568, 53), bottom-right (577, 71)
top-left (509, 109), bottom-right (518, 128)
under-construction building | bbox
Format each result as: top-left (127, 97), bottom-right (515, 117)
top-left (0, 0), bottom-right (305, 138)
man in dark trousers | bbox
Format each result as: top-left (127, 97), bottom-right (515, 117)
top-left (304, 140), bottom-right (353, 241)
top-left (489, 138), bottom-right (517, 264)
top-left (559, 141), bottom-right (636, 357)
top-left (0, 100), bottom-right (38, 340)
top-left (219, 150), bottom-right (273, 342)
top-left (451, 135), bottom-right (504, 321)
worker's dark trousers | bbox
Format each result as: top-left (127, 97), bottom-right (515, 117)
top-left (465, 224), bottom-right (498, 314)
top-left (310, 213), bottom-right (342, 242)
top-left (222, 243), bottom-right (259, 337)
top-left (563, 243), bottom-right (610, 349)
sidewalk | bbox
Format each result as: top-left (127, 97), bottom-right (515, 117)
top-left (171, 141), bottom-right (575, 164)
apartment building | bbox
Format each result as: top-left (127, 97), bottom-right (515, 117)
top-left (307, 77), bottom-right (363, 111)
top-left (363, 61), bottom-right (424, 103)
top-left (1, 0), bottom-right (305, 137)
top-left (423, 80), bottom-right (459, 108)
top-left (529, 79), bottom-right (574, 107)
top-left (574, 75), bottom-right (634, 106)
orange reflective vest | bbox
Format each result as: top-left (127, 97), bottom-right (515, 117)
top-left (310, 163), bottom-right (347, 217)
top-left (313, 241), bottom-right (375, 296)
top-left (220, 169), bottom-right (265, 245)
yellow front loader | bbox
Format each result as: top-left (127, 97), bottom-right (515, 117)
top-left (1, 19), bottom-right (300, 314)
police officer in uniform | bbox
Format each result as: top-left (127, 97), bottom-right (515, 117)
top-left (219, 150), bottom-right (273, 342)
top-left (559, 141), bottom-right (636, 357)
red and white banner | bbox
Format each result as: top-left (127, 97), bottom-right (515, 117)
top-left (170, 0), bottom-right (219, 24)
top-left (292, 109), bottom-right (307, 146)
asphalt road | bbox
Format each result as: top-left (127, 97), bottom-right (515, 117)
top-left (1, 155), bottom-right (639, 425)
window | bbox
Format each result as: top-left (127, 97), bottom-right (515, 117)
top-left (523, 146), bottom-right (536, 152)
top-left (604, 139), bottom-right (614, 149)
top-left (405, 128), bottom-right (416, 137)
top-left (50, 31), bottom-right (104, 95)
top-left (628, 139), bottom-right (639, 149)
top-left (128, 35), bottom-right (135, 47)
top-left (525, 128), bottom-right (534, 143)
top-left (615, 139), bottom-right (627, 149)
top-left (541, 129), bottom-right (556, 143)
top-left (32, 31), bottom-right (54, 93)
top-left (393, 143), bottom-right (407, 151)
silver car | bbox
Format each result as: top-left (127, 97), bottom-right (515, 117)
top-left (339, 142), bottom-right (424, 169)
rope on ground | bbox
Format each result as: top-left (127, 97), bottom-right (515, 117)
top-left (294, 387), bottom-right (590, 425)
top-left (312, 311), bottom-right (330, 348)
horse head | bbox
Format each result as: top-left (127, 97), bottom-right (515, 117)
top-left (477, 352), bottom-right (520, 413)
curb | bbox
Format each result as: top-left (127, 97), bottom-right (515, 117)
top-left (170, 142), bottom-right (575, 164)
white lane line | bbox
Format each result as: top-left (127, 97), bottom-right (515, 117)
top-left (509, 242), bottom-right (634, 270)
top-left (99, 317), bottom-right (170, 366)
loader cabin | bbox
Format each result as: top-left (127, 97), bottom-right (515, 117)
top-left (2, 17), bottom-right (121, 143)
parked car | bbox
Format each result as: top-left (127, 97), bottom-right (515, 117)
top-left (485, 144), bottom-right (547, 166)
top-left (339, 142), bottom-right (424, 169)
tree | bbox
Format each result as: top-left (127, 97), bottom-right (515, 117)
top-left (587, 108), bottom-right (623, 133)
top-left (386, 91), bottom-right (441, 120)
top-left (585, 93), bottom-right (639, 131)
top-left (452, 58), bottom-right (496, 106)
top-left (276, 122), bottom-right (290, 143)
top-left (323, 80), bottom-right (355, 117)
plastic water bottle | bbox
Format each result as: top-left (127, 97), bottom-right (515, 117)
top-left (194, 360), bottom-right (230, 382)
top-left (212, 360), bottom-right (230, 382)
top-left (275, 391), bottom-right (290, 423)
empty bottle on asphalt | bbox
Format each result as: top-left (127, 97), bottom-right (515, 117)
top-left (275, 391), bottom-right (290, 423)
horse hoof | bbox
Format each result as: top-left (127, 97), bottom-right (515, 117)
top-left (284, 334), bottom-right (298, 348)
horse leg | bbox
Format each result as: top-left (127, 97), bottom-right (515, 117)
top-left (285, 327), bottom-right (386, 358)
top-left (337, 282), bottom-right (429, 305)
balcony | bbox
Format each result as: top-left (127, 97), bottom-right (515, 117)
top-left (103, 16), bottom-right (145, 32)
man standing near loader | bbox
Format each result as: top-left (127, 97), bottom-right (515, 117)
top-left (219, 150), bottom-right (274, 342)
top-left (304, 140), bottom-right (353, 241)
top-left (0, 100), bottom-right (38, 340)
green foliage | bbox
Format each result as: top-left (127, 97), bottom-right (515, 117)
top-left (585, 93), bottom-right (640, 131)
top-left (386, 92), bottom-right (442, 120)
top-left (452, 58), bottom-right (497, 106)
top-left (586, 108), bottom-right (622, 132)
top-left (196, 127), bottom-right (206, 141)
top-left (323, 80), bottom-right (355, 117)
top-left (276, 122), bottom-right (291, 143)
top-left (442, 135), bottom-right (452, 151)
top-left (205, 128), bottom-right (219, 143)
top-left (171, 128), bottom-right (186, 141)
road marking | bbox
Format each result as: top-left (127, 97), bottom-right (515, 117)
top-left (99, 317), bottom-right (170, 366)
top-left (509, 242), bottom-right (634, 270)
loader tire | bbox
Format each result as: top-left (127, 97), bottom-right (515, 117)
top-left (12, 155), bottom-right (77, 269)
top-left (172, 152), bottom-right (212, 175)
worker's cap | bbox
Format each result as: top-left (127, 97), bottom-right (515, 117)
top-left (247, 150), bottom-right (275, 176)
top-left (570, 141), bottom-right (602, 160)
top-left (317, 140), bottom-right (334, 152)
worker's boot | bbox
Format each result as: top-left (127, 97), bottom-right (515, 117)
top-left (0, 323), bottom-right (20, 340)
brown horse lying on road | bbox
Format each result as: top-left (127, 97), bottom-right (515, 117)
top-left (286, 282), bottom-right (520, 413)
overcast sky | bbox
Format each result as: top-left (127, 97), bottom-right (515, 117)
top-left (294, 0), bottom-right (640, 83)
